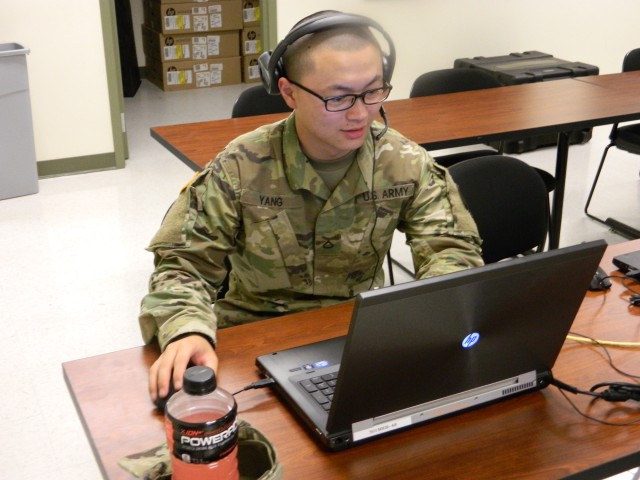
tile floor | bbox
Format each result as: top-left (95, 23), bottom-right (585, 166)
top-left (0, 79), bottom-right (638, 479)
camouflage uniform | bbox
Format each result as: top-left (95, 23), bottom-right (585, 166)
top-left (139, 114), bottom-right (483, 350)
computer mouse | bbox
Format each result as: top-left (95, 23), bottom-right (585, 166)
top-left (589, 266), bottom-right (612, 291)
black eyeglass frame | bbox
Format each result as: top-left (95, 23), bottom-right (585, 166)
top-left (287, 79), bottom-right (393, 112)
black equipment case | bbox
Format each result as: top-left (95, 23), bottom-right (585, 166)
top-left (454, 51), bottom-right (599, 153)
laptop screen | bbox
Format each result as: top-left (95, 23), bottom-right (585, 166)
top-left (327, 240), bottom-right (606, 432)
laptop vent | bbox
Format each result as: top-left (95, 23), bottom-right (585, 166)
top-left (503, 380), bottom-right (535, 396)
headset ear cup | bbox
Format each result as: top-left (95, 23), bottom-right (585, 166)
top-left (258, 50), bottom-right (287, 95)
top-left (258, 51), bottom-right (276, 94)
top-left (271, 59), bottom-right (285, 93)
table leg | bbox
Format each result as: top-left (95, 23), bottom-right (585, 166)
top-left (548, 131), bottom-right (570, 250)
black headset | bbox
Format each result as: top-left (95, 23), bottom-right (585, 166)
top-left (258, 10), bottom-right (396, 95)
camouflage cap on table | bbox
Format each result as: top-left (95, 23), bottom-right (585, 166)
top-left (118, 419), bottom-right (283, 480)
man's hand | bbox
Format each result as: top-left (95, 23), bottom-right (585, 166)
top-left (149, 335), bottom-right (218, 403)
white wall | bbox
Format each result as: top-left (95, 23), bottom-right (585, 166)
top-left (4, 0), bottom-right (638, 168)
top-left (0, 1), bottom-right (113, 163)
top-left (274, 0), bottom-right (639, 100)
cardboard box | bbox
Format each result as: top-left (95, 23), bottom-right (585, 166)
top-left (242, 0), bottom-right (261, 26)
top-left (144, 0), bottom-right (243, 34)
top-left (242, 53), bottom-right (262, 83)
top-left (208, 0), bottom-right (243, 31)
top-left (146, 55), bottom-right (241, 91)
top-left (143, 25), bottom-right (240, 61)
top-left (241, 26), bottom-right (262, 55)
top-left (144, 1), bottom-right (210, 34)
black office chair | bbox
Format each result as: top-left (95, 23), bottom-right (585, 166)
top-left (231, 85), bottom-right (292, 118)
top-left (410, 68), bottom-right (503, 98)
top-left (448, 155), bottom-right (549, 264)
top-left (409, 68), bottom-right (556, 193)
top-left (386, 155), bottom-right (549, 283)
top-left (386, 70), bottom-right (554, 283)
top-left (410, 68), bottom-right (503, 166)
top-left (584, 47), bottom-right (640, 239)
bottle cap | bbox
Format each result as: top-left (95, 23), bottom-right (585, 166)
top-left (183, 366), bottom-right (217, 395)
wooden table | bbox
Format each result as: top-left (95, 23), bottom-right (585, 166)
top-left (64, 239), bottom-right (640, 479)
top-left (150, 71), bottom-right (640, 250)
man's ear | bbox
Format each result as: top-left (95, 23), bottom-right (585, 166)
top-left (278, 77), bottom-right (297, 109)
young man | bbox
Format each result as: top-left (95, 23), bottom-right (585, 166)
top-left (140, 11), bottom-right (483, 404)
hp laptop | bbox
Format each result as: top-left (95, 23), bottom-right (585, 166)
top-left (256, 240), bottom-right (607, 450)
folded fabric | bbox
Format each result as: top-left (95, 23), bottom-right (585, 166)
top-left (118, 418), bottom-right (283, 480)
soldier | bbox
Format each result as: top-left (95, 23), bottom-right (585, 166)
top-left (140, 11), bottom-right (483, 405)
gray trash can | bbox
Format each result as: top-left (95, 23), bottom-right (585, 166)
top-left (0, 43), bottom-right (38, 200)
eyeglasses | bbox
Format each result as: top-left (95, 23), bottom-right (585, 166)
top-left (288, 80), bottom-right (392, 112)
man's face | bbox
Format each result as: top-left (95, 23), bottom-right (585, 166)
top-left (279, 42), bottom-right (385, 161)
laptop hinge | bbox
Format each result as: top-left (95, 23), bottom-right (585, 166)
top-left (351, 371), bottom-right (537, 442)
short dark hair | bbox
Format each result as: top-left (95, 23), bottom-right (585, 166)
top-left (283, 25), bottom-right (382, 81)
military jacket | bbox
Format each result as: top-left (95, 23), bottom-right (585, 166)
top-left (139, 114), bottom-right (483, 350)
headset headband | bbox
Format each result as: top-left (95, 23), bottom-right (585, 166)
top-left (258, 11), bottom-right (396, 95)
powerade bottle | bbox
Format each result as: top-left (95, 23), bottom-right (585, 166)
top-left (165, 366), bottom-right (239, 480)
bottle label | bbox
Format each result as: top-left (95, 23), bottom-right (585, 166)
top-left (168, 407), bottom-right (238, 464)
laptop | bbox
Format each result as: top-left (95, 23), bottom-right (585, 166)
top-left (612, 249), bottom-right (640, 273)
top-left (256, 240), bottom-right (607, 450)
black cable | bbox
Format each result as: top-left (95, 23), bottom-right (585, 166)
top-left (589, 272), bottom-right (640, 307)
top-left (232, 378), bottom-right (275, 396)
top-left (548, 375), bottom-right (602, 400)
top-left (595, 272), bottom-right (640, 308)
top-left (590, 382), bottom-right (640, 402)
top-left (626, 269), bottom-right (640, 281)
top-left (547, 272), bottom-right (640, 423)
top-left (547, 329), bottom-right (640, 425)
top-left (568, 331), bottom-right (640, 380)
top-left (554, 386), bottom-right (640, 427)
top-left (621, 274), bottom-right (640, 296)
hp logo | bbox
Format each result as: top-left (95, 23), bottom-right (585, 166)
top-left (462, 332), bottom-right (480, 349)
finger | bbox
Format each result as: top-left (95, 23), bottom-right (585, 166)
top-left (171, 348), bottom-right (193, 391)
top-left (204, 350), bottom-right (219, 373)
top-left (155, 348), bottom-right (178, 399)
top-left (148, 359), bottom-right (160, 401)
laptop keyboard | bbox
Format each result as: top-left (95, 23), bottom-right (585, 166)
top-left (299, 372), bottom-right (339, 411)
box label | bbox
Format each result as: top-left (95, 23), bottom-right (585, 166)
top-left (208, 35), bottom-right (221, 56)
top-left (164, 44), bottom-right (190, 60)
top-left (164, 15), bottom-right (190, 31)
top-left (167, 69), bottom-right (193, 86)
top-left (248, 63), bottom-right (260, 80)
top-left (244, 39), bottom-right (261, 55)
top-left (196, 70), bottom-right (211, 87)
top-left (193, 14), bottom-right (209, 31)
top-left (243, 8), bottom-right (260, 23)
top-left (210, 63), bottom-right (223, 84)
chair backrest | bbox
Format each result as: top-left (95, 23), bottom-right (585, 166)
top-left (448, 155), bottom-right (549, 264)
top-left (622, 48), bottom-right (640, 73)
top-left (231, 85), bottom-right (292, 118)
top-left (409, 68), bottom-right (503, 98)
top-left (607, 48), bottom-right (640, 139)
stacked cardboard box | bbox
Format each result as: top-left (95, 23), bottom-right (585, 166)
top-left (241, 0), bottom-right (263, 83)
top-left (143, 0), bottom-right (243, 91)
